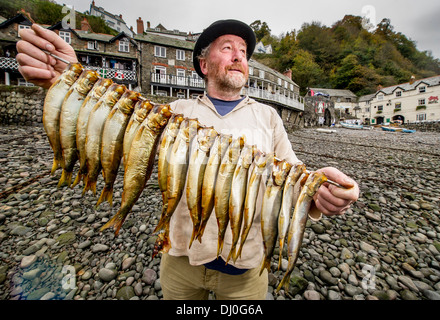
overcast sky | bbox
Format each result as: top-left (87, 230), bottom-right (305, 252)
top-left (57, 0), bottom-right (440, 59)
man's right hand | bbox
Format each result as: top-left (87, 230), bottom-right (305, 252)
top-left (16, 24), bottom-right (78, 89)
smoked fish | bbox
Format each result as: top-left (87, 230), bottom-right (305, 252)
top-left (97, 90), bottom-right (141, 207)
top-left (236, 151), bottom-right (273, 260)
top-left (186, 126), bottom-right (218, 248)
top-left (73, 78), bottom-right (113, 188)
top-left (83, 84), bottom-right (126, 195)
top-left (277, 162), bottom-right (306, 269)
top-left (100, 104), bottom-right (172, 235)
top-left (276, 171), bottom-right (328, 292)
top-left (259, 158), bottom-right (292, 275)
top-left (43, 63), bottom-right (83, 175)
top-left (226, 144), bottom-right (257, 263)
top-left (197, 133), bottom-right (232, 242)
top-left (58, 69), bottom-right (99, 188)
top-left (214, 136), bottom-right (245, 257)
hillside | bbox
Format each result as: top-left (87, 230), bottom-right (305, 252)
top-left (0, 0), bottom-right (118, 35)
top-left (252, 16), bottom-right (440, 96)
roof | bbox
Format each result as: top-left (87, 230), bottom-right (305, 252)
top-left (134, 33), bottom-right (195, 50)
top-left (0, 13), bottom-right (32, 28)
top-left (90, 3), bottom-right (126, 23)
top-left (250, 58), bottom-right (298, 86)
top-left (310, 88), bottom-right (357, 98)
top-left (375, 75), bottom-right (440, 96)
top-left (358, 93), bottom-right (376, 102)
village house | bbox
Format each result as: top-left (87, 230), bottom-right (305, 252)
top-left (308, 88), bottom-right (358, 119)
top-left (0, 11), bottom-right (304, 122)
top-left (89, 0), bottom-right (134, 37)
top-left (358, 75), bottom-right (440, 125)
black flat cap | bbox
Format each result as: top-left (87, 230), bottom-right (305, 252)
top-left (193, 19), bottom-right (256, 78)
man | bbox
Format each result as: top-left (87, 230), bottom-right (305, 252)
top-left (17, 19), bottom-right (359, 300)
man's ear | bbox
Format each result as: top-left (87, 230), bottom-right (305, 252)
top-left (199, 59), bottom-right (208, 77)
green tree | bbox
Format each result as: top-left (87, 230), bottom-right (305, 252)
top-left (290, 49), bottom-right (324, 95)
top-left (250, 20), bottom-right (271, 41)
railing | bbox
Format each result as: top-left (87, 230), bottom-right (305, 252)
top-left (242, 87), bottom-right (304, 111)
top-left (0, 57), bottom-right (19, 70)
top-left (87, 66), bottom-right (137, 82)
top-left (150, 73), bottom-right (205, 88)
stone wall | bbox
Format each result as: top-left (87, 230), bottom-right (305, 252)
top-left (0, 85), bottom-right (46, 126)
top-left (404, 121), bottom-right (440, 132)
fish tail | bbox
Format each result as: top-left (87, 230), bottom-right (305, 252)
top-left (217, 236), bottom-right (224, 257)
top-left (276, 272), bottom-right (292, 293)
top-left (57, 169), bottom-right (72, 188)
top-left (96, 186), bottom-right (113, 208)
top-left (259, 256), bottom-right (270, 276)
top-left (188, 227), bottom-right (197, 249)
top-left (100, 207), bottom-right (129, 236)
top-left (71, 171), bottom-right (86, 188)
top-left (278, 239), bottom-right (285, 270)
top-left (154, 208), bottom-right (169, 233)
top-left (50, 157), bottom-right (62, 175)
top-left (82, 178), bottom-right (97, 196)
top-left (225, 246), bottom-right (236, 264)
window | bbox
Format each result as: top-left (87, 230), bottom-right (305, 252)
top-left (259, 70), bottom-right (265, 79)
top-left (418, 99), bottom-right (426, 106)
top-left (88, 41), bottom-right (99, 50)
top-left (155, 46), bottom-right (166, 58)
top-left (378, 105), bottom-right (383, 111)
top-left (377, 94), bottom-right (384, 100)
top-left (59, 31), bottom-right (71, 44)
top-left (176, 69), bottom-right (185, 78)
top-left (18, 25), bottom-right (31, 37)
top-left (419, 86), bottom-right (426, 93)
top-left (395, 102), bottom-right (401, 110)
top-left (119, 39), bottom-right (129, 52)
top-left (396, 91), bottom-right (402, 97)
top-left (176, 49), bottom-right (185, 61)
top-left (416, 113), bottom-right (426, 121)
top-left (249, 66), bottom-right (253, 75)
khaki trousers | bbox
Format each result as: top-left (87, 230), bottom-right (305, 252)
top-left (160, 253), bottom-right (268, 300)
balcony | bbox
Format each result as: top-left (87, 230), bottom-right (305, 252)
top-left (241, 86), bottom-right (304, 111)
top-left (0, 57), bottom-right (19, 70)
top-left (150, 73), bottom-right (205, 89)
top-left (87, 66), bottom-right (137, 83)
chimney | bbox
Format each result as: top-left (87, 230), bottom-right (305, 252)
top-left (283, 69), bottom-right (292, 80)
top-left (136, 17), bottom-right (144, 35)
top-left (409, 75), bottom-right (416, 85)
top-left (81, 17), bottom-right (92, 32)
top-left (147, 21), bottom-right (151, 29)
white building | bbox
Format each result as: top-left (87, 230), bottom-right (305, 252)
top-left (358, 75), bottom-right (440, 125)
top-left (89, 1), bottom-right (133, 37)
top-left (309, 88), bottom-right (358, 118)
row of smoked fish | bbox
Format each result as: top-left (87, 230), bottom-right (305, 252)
top-left (42, 63), bottom-right (328, 291)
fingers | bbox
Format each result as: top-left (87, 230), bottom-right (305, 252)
top-left (18, 27), bottom-right (56, 53)
top-left (31, 24), bottom-right (77, 62)
top-left (16, 39), bottom-right (56, 67)
top-left (317, 167), bottom-right (356, 189)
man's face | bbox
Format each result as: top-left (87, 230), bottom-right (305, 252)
top-left (200, 34), bottom-right (249, 91)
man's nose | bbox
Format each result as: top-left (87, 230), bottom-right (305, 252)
top-left (231, 48), bottom-right (243, 62)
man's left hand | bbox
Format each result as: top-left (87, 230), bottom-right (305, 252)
top-left (312, 167), bottom-right (359, 217)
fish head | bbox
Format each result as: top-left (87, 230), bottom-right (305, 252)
top-left (105, 84), bottom-right (127, 106)
top-left (63, 63), bottom-right (84, 86)
top-left (147, 104), bottom-right (173, 132)
top-left (76, 70), bottom-right (99, 95)
top-left (188, 118), bottom-right (200, 140)
top-left (241, 144), bottom-right (257, 168)
top-left (304, 171), bottom-right (328, 197)
top-left (133, 100), bottom-right (154, 122)
top-left (198, 126), bottom-right (218, 151)
top-left (272, 159), bottom-right (292, 186)
top-left (91, 78), bottom-right (113, 100)
top-left (167, 113), bottom-right (185, 138)
top-left (218, 133), bottom-right (233, 156)
top-left (118, 90), bottom-right (141, 114)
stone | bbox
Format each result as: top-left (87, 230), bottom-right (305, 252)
top-left (304, 290), bottom-right (321, 300)
top-left (98, 268), bottom-right (117, 282)
top-left (142, 269), bottom-right (157, 285)
top-left (20, 255), bottom-right (37, 269)
top-left (116, 286), bottom-right (135, 300)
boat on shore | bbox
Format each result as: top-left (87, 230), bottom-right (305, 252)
top-left (381, 126), bottom-right (416, 133)
top-left (340, 122), bottom-right (363, 130)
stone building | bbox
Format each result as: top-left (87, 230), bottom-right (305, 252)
top-left (308, 88), bottom-right (358, 119)
top-left (89, 0), bottom-right (133, 37)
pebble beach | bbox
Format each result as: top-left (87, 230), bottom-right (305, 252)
top-left (0, 124), bottom-right (439, 301)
